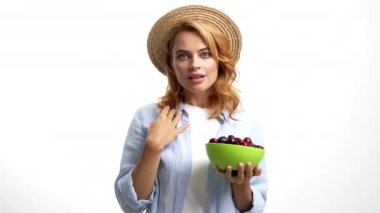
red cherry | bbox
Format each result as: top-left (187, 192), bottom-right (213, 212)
top-left (227, 135), bottom-right (236, 144)
top-left (243, 137), bottom-right (253, 146)
top-left (235, 137), bottom-right (244, 146)
top-left (209, 138), bottom-right (218, 143)
top-left (217, 136), bottom-right (228, 143)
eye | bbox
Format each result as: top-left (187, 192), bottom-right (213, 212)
top-left (200, 51), bottom-right (211, 59)
top-left (177, 53), bottom-right (189, 60)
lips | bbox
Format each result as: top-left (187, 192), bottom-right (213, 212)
top-left (189, 73), bottom-right (206, 84)
top-left (189, 74), bottom-right (205, 79)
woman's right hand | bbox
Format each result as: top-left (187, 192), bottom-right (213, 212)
top-left (132, 106), bottom-right (189, 200)
top-left (145, 106), bottom-right (190, 152)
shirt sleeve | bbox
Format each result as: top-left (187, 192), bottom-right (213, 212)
top-left (114, 107), bottom-right (158, 212)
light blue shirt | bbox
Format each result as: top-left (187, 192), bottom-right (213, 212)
top-left (114, 103), bottom-right (268, 213)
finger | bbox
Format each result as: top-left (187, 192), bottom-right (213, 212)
top-left (160, 106), bottom-right (170, 117)
top-left (236, 163), bottom-right (245, 184)
top-left (167, 108), bottom-right (176, 119)
top-left (175, 121), bottom-right (190, 134)
top-left (253, 166), bottom-right (262, 176)
top-left (172, 110), bottom-right (182, 124)
top-left (245, 162), bottom-right (253, 181)
top-left (226, 165), bottom-right (233, 181)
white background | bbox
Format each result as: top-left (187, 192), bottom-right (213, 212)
top-left (0, 0), bottom-right (379, 212)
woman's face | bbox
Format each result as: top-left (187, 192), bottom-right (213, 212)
top-left (171, 31), bottom-right (218, 100)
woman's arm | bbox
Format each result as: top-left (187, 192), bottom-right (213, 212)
top-left (231, 182), bottom-right (253, 212)
top-left (131, 143), bottom-right (162, 200)
top-left (218, 163), bottom-right (261, 212)
top-left (132, 106), bottom-right (190, 200)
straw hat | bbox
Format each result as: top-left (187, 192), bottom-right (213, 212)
top-left (147, 5), bottom-right (242, 75)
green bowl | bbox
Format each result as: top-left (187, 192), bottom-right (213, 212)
top-left (205, 143), bottom-right (265, 170)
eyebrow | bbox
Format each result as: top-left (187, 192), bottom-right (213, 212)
top-left (174, 47), bottom-right (209, 54)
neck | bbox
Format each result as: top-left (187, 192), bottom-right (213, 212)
top-left (184, 93), bottom-right (209, 108)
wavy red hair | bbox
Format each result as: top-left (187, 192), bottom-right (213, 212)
top-left (157, 20), bottom-right (241, 119)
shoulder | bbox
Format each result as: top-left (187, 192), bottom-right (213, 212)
top-left (133, 103), bottom-right (160, 124)
top-left (135, 103), bottom-right (160, 114)
top-left (231, 108), bottom-right (261, 126)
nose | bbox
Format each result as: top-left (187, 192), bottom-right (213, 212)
top-left (191, 65), bottom-right (201, 70)
top-left (190, 56), bottom-right (201, 71)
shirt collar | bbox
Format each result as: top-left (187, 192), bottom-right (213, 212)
top-left (178, 102), bottom-right (230, 122)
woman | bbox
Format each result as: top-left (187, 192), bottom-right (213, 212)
top-left (115, 5), bottom-right (267, 213)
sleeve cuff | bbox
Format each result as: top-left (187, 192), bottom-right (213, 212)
top-left (251, 187), bottom-right (266, 213)
top-left (116, 168), bottom-right (156, 210)
top-left (128, 169), bottom-right (155, 204)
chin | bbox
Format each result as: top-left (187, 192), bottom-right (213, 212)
top-left (190, 88), bottom-right (212, 95)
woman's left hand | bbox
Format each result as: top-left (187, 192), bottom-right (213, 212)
top-left (215, 163), bottom-right (261, 185)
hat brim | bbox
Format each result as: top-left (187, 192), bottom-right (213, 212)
top-left (147, 5), bottom-right (242, 75)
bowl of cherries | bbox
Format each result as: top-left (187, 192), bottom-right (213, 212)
top-left (205, 135), bottom-right (265, 171)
